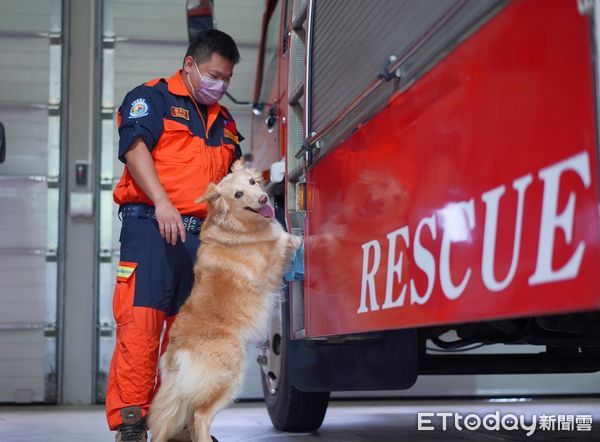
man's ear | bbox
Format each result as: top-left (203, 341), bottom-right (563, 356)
top-left (231, 159), bottom-right (244, 173)
top-left (182, 55), bottom-right (195, 75)
top-left (195, 183), bottom-right (220, 204)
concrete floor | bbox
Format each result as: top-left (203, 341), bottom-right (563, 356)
top-left (1, 398), bottom-right (599, 441)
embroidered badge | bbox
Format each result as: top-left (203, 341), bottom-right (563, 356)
top-left (224, 120), bottom-right (237, 133)
top-left (129, 98), bottom-right (149, 118)
top-left (223, 128), bottom-right (239, 144)
top-left (223, 120), bottom-right (239, 144)
top-left (171, 106), bottom-right (190, 121)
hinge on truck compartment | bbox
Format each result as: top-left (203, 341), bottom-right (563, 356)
top-left (294, 140), bottom-right (311, 159)
top-left (378, 55), bottom-right (402, 82)
top-left (294, 134), bottom-right (317, 164)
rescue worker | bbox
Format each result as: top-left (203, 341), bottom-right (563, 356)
top-left (105, 29), bottom-right (242, 442)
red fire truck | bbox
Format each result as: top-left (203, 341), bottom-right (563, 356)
top-left (249, 0), bottom-right (600, 432)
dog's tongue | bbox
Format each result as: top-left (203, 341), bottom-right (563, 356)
top-left (258, 204), bottom-right (275, 218)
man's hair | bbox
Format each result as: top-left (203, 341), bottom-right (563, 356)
top-left (185, 29), bottom-right (240, 65)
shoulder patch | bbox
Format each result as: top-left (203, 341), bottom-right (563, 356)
top-left (219, 106), bottom-right (232, 119)
top-left (223, 119), bottom-right (239, 144)
top-left (129, 98), bottom-right (149, 118)
top-left (224, 119), bottom-right (237, 134)
top-left (171, 106), bottom-right (190, 121)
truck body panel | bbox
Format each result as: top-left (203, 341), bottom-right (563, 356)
top-left (303, 0), bottom-right (600, 336)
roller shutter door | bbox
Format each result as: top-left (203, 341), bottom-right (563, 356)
top-left (0, 0), bottom-right (63, 404)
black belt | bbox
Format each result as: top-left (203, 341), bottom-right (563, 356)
top-left (119, 203), bottom-right (204, 234)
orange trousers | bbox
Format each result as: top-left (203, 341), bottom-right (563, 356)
top-left (106, 215), bottom-right (200, 430)
top-left (105, 262), bottom-right (176, 430)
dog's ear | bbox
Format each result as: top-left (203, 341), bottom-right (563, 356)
top-left (251, 169), bottom-right (265, 185)
top-left (231, 159), bottom-right (245, 173)
top-left (195, 183), bottom-right (221, 204)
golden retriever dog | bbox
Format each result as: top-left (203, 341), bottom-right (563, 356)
top-left (148, 160), bottom-right (301, 442)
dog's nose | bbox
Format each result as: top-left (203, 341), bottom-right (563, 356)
top-left (258, 195), bottom-right (268, 205)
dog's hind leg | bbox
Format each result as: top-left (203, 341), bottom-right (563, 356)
top-left (189, 410), bottom-right (211, 442)
top-left (148, 377), bottom-right (189, 442)
top-left (188, 384), bottom-right (235, 442)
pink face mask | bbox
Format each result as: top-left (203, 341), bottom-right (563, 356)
top-left (188, 62), bottom-right (229, 105)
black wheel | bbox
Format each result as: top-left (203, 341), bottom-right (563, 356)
top-left (259, 290), bottom-right (330, 431)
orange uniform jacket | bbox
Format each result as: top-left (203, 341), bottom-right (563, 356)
top-left (113, 70), bottom-right (243, 217)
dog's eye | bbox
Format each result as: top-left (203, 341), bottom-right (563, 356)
top-left (234, 191), bottom-right (243, 198)
top-left (249, 178), bottom-right (256, 185)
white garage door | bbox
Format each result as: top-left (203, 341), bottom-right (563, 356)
top-left (0, 0), bottom-right (63, 403)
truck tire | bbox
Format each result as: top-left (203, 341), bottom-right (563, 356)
top-left (259, 290), bottom-right (330, 431)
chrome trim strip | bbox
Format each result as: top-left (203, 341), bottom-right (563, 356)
top-left (384, 0), bottom-right (468, 86)
top-left (307, 0), bottom-right (468, 148)
top-left (292, 0), bottom-right (308, 30)
top-left (304, 0), bottom-right (315, 139)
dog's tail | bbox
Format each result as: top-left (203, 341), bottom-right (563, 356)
top-left (148, 367), bottom-right (189, 442)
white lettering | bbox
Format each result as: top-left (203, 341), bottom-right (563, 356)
top-left (357, 240), bottom-right (381, 313)
top-left (455, 413), bottom-right (464, 431)
top-left (440, 199), bottom-right (476, 300)
top-left (383, 227), bottom-right (410, 309)
top-left (357, 151), bottom-right (592, 315)
top-left (481, 175), bottom-right (532, 291)
top-left (464, 414), bottom-right (481, 431)
top-left (501, 413), bottom-right (519, 431)
top-left (482, 411), bottom-right (501, 431)
top-left (417, 413), bottom-right (434, 431)
top-left (521, 414), bottom-right (537, 436)
top-left (529, 151), bottom-right (591, 285)
top-left (437, 412), bottom-right (453, 431)
top-left (410, 215), bottom-right (437, 305)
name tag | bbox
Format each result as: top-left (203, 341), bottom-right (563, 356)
top-left (171, 106), bottom-right (190, 121)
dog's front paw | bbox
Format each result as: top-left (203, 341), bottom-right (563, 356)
top-left (289, 235), bottom-right (302, 251)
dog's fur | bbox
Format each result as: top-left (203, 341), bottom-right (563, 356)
top-left (148, 160), bottom-right (301, 442)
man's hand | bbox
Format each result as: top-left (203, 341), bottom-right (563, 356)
top-left (124, 137), bottom-right (186, 245)
top-left (154, 197), bottom-right (186, 245)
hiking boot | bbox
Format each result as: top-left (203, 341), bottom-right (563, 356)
top-left (115, 406), bottom-right (147, 442)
